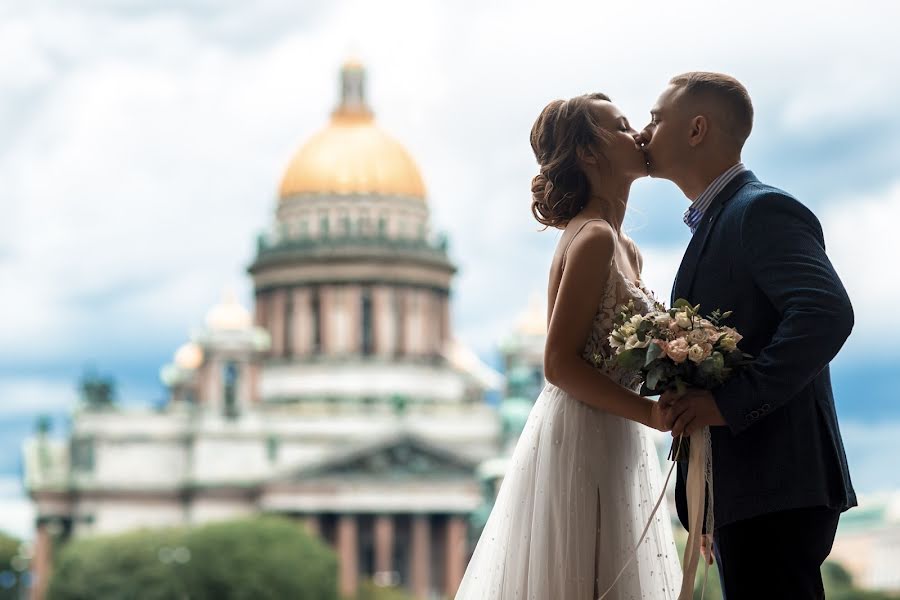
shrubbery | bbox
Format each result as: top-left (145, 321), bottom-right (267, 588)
top-left (47, 517), bottom-right (337, 600)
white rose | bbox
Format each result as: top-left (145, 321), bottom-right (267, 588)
top-left (675, 312), bottom-right (692, 329)
top-left (719, 335), bottom-right (737, 352)
top-left (688, 344), bottom-right (706, 363)
top-left (621, 324), bottom-right (636, 337)
top-left (625, 334), bottom-right (651, 350)
top-left (654, 313), bottom-right (673, 328)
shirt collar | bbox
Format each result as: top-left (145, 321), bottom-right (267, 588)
top-left (683, 162), bottom-right (747, 233)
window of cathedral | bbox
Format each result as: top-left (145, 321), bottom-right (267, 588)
top-left (266, 435), bottom-right (280, 464)
top-left (378, 215), bottom-right (387, 238)
top-left (339, 209), bottom-right (351, 237)
top-left (70, 437), bottom-right (94, 473)
top-left (311, 287), bottom-right (322, 354)
top-left (359, 208), bottom-right (370, 236)
top-left (319, 211), bottom-right (330, 238)
top-left (361, 289), bottom-right (374, 356)
top-left (223, 362), bottom-right (239, 419)
top-left (284, 294), bottom-right (294, 357)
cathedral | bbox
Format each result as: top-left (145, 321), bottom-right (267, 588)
top-left (22, 60), bottom-right (533, 600)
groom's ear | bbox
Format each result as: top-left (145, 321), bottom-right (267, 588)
top-left (687, 115), bottom-right (709, 147)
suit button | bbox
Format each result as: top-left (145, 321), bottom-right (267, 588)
top-left (751, 410), bottom-right (761, 419)
top-left (762, 403), bottom-right (771, 412)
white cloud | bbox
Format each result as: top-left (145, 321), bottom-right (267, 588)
top-left (822, 181), bottom-right (900, 356)
top-left (0, 378), bottom-right (77, 417)
top-left (840, 421), bottom-right (900, 493)
top-left (0, 477), bottom-right (34, 541)
top-left (0, 0), bottom-right (898, 366)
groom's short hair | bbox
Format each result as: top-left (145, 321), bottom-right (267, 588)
top-left (669, 72), bottom-right (753, 148)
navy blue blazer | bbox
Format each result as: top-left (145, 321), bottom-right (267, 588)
top-left (671, 171), bottom-right (857, 529)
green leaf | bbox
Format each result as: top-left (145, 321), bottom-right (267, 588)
top-left (673, 298), bottom-right (692, 310)
top-left (647, 365), bottom-right (664, 391)
top-left (644, 341), bottom-right (664, 367)
top-left (615, 348), bottom-right (645, 371)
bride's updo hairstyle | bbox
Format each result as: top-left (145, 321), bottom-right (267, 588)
top-left (530, 93), bottom-right (614, 228)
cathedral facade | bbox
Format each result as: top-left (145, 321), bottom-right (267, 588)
top-left (24, 61), bottom-right (505, 600)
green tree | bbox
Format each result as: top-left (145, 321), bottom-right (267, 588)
top-left (0, 530), bottom-right (23, 600)
top-left (47, 516), bottom-right (338, 600)
top-left (822, 561), bottom-right (900, 600)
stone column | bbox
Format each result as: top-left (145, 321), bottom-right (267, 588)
top-left (254, 291), bottom-right (268, 330)
top-left (30, 520), bottom-right (52, 600)
top-left (410, 515), bottom-right (431, 600)
top-left (444, 516), bottom-right (468, 597)
top-left (248, 363), bottom-right (260, 405)
top-left (374, 515), bottom-right (394, 579)
top-left (337, 514), bottom-right (358, 597)
top-left (320, 286), bottom-right (333, 356)
top-left (345, 284), bottom-right (362, 355)
top-left (440, 293), bottom-right (450, 346)
top-left (373, 285), bottom-right (393, 357)
top-left (395, 287), bottom-right (406, 357)
top-left (292, 288), bottom-right (311, 357)
top-left (269, 289), bottom-right (286, 357)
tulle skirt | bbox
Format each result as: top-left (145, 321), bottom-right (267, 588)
top-left (456, 382), bottom-right (683, 600)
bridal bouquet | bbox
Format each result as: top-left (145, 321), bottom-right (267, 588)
top-left (606, 298), bottom-right (752, 399)
top-left (601, 299), bottom-right (752, 600)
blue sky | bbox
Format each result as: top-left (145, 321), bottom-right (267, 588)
top-left (1, 0), bottom-right (899, 539)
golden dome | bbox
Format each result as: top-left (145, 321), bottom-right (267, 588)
top-left (205, 291), bottom-right (252, 331)
top-left (278, 61), bottom-right (426, 201)
top-left (174, 342), bottom-right (203, 370)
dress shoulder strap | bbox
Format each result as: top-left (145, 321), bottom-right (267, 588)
top-left (561, 218), bottom-right (614, 268)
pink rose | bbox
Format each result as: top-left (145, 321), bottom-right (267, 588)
top-left (666, 338), bottom-right (689, 364)
top-left (724, 326), bottom-right (743, 344)
top-left (687, 328), bottom-right (708, 345)
top-left (688, 342), bottom-right (714, 364)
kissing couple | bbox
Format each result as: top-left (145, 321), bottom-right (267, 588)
top-left (455, 72), bottom-right (856, 600)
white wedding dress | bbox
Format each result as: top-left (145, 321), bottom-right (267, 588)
top-left (456, 254), bottom-right (683, 600)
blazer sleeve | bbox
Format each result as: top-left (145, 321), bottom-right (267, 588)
top-left (713, 192), bottom-right (854, 434)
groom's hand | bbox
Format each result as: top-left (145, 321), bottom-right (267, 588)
top-left (662, 388), bottom-right (727, 437)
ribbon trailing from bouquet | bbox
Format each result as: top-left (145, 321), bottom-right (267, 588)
top-left (597, 428), bottom-right (714, 600)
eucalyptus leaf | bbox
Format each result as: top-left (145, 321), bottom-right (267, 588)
top-left (644, 341), bottom-right (664, 367)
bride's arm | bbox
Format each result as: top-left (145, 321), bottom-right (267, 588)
top-left (543, 223), bottom-right (666, 431)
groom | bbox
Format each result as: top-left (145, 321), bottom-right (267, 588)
top-left (639, 72), bottom-right (856, 599)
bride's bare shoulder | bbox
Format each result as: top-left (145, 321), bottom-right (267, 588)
top-left (558, 218), bottom-right (616, 268)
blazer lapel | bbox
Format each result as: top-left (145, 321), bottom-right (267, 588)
top-left (672, 171), bottom-right (758, 304)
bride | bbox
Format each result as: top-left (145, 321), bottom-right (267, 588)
top-left (455, 93), bottom-right (683, 599)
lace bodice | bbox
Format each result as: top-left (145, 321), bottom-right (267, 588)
top-left (582, 255), bottom-right (658, 388)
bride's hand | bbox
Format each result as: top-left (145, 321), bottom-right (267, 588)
top-left (648, 400), bottom-right (670, 432)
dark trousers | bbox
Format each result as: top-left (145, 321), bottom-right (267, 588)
top-left (712, 506), bottom-right (841, 600)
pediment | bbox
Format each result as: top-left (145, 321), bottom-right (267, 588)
top-left (289, 434), bottom-right (478, 480)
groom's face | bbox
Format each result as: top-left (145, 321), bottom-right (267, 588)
top-left (640, 85), bottom-right (688, 181)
